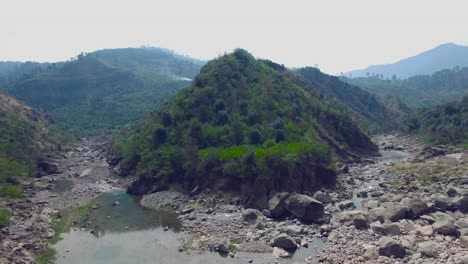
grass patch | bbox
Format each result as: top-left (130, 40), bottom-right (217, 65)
top-left (0, 208), bottom-right (12, 227)
top-left (35, 247), bottom-right (56, 264)
top-left (48, 199), bottom-right (96, 244)
top-left (394, 161), bottom-right (466, 184)
top-left (0, 184), bottom-right (21, 198)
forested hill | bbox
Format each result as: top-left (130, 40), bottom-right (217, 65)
top-left (343, 67), bottom-right (468, 108)
top-left (405, 96), bottom-right (467, 146)
top-left (295, 67), bottom-right (406, 133)
top-left (114, 49), bottom-right (378, 206)
top-left (1, 47), bottom-right (205, 136)
top-left (0, 93), bottom-right (71, 196)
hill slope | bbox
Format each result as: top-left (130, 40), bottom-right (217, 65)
top-left (405, 96), bottom-right (468, 146)
top-left (347, 43), bottom-right (468, 79)
top-left (2, 48), bottom-right (204, 136)
top-left (295, 67), bottom-right (405, 132)
top-left (0, 93), bottom-right (71, 195)
top-left (114, 49), bottom-right (378, 207)
top-left (344, 67), bottom-right (468, 108)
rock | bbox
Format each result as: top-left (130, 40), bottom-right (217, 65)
top-left (370, 205), bottom-right (407, 222)
top-left (272, 247), bottom-right (290, 258)
top-left (337, 200), bottom-right (355, 210)
top-left (365, 200), bottom-right (379, 209)
top-left (241, 209), bottom-right (267, 229)
top-left (452, 196), bottom-right (468, 213)
top-left (281, 225), bottom-right (302, 236)
top-left (37, 158), bottom-right (60, 175)
top-left (432, 195), bottom-right (451, 211)
top-left (335, 210), bottom-right (370, 229)
top-left (400, 198), bottom-right (428, 218)
top-left (460, 236), bottom-right (468, 248)
top-left (273, 233), bottom-right (297, 251)
top-left (378, 237), bottom-right (406, 258)
top-left (447, 187), bottom-right (458, 197)
top-left (459, 228), bottom-right (468, 236)
top-left (362, 244), bottom-right (378, 260)
top-left (237, 241), bottom-right (272, 253)
top-left (267, 192), bottom-right (290, 218)
top-left (432, 215), bottom-right (457, 236)
top-left (216, 238), bottom-right (230, 254)
top-left (432, 213), bottom-right (457, 236)
top-left (370, 222), bottom-right (400, 236)
top-left (417, 241), bottom-right (438, 257)
top-left (112, 201), bottom-right (120, 206)
top-left (415, 225), bottom-right (434, 236)
top-left (181, 207), bottom-right (194, 214)
top-left (313, 191), bottom-right (332, 204)
top-left (285, 193), bottom-right (324, 221)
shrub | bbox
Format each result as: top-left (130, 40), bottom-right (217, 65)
top-left (0, 184), bottom-right (21, 198)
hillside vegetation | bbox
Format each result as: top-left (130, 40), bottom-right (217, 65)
top-left (2, 48), bottom-right (204, 136)
top-left (344, 67), bottom-right (468, 108)
top-left (115, 50), bottom-right (378, 206)
top-left (405, 96), bottom-right (467, 146)
top-left (295, 67), bottom-right (405, 133)
top-left (0, 93), bottom-right (71, 197)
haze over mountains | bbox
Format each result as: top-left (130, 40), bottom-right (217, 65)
top-left (346, 43), bottom-right (468, 79)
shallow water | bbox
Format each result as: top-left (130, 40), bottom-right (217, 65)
top-left (54, 190), bottom-right (326, 264)
top-left (352, 150), bottom-right (408, 209)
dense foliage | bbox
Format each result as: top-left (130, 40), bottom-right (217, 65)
top-left (344, 67), bottom-right (468, 108)
top-left (1, 48), bottom-right (204, 136)
top-left (116, 50), bottom-right (377, 197)
top-left (405, 96), bottom-right (468, 146)
top-left (0, 93), bottom-right (72, 194)
top-left (295, 67), bottom-right (404, 133)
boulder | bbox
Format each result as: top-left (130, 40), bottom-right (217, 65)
top-left (273, 233), bottom-right (297, 251)
top-left (242, 209), bottom-right (267, 229)
top-left (460, 236), bottom-right (468, 248)
top-left (281, 225), bottom-right (302, 236)
top-left (267, 192), bottom-right (290, 218)
top-left (378, 237), bottom-right (406, 258)
top-left (313, 191), bottom-right (332, 204)
top-left (432, 214), bottom-right (457, 236)
top-left (415, 225), bottom-right (434, 236)
top-left (400, 198), bottom-right (428, 218)
top-left (272, 247), bottom-right (290, 258)
top-left (337, 200), bottom-right (355, 210)
top-left (417, 241), bottom-right (438, 258)
top-left (370, 205), bottom-right (407, 223)
top-left (362, 244), bottom-right (378, 260)
top-left (334, 210), bottom-right (370, 229)
top-left (370, 222), bottom-right (400, 236)
top-left (285, 193), bottom-right (324, 221)
top-left (216, 238), bottom-right (230, 253)
top-left (432, 195), bottom-right (451, 211)
top-left (452, 196), bottom-right (468, 213)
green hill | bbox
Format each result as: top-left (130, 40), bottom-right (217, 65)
top-left (115, 49), bottom-right (378, 207)
top-left (0, 93), bottom-right (71, 197)
top-left (2, 48), bottom-right (204, 136)
top-left (295, 67), bottom-right (405, 133)
top-left (405, 96), bottom-right (468, 146)
top-left (343, 67), bottom-right (468, 108)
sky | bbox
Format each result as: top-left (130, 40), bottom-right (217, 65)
top-left (1, 0), bottom-right (467, 74)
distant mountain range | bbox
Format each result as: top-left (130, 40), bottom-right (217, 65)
top-left (346, 43), bottom-right (468, 79)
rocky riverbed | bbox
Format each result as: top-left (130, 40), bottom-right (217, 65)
top-left (0, 138), bottom-right (126, 264)
top-left (1, 134), bottom-right (467, 264)
top-left (140, 134), bottom-right (468, 263)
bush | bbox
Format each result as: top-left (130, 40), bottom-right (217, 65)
top-left (0, 184), bottom-right (21, 198)
top-left (0, 209), bottom-right (12, 227)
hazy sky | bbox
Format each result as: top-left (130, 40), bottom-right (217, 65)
top-left (1, 0), bottom-right (467, 74)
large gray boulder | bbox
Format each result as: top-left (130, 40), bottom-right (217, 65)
top-left (268, 192), bottom-right (290, 218)
top-left (400, 197), bottom-right (428, 218)
top-left (285, 193), bottom-right (324, 221)
top-left (378, 237), bottom-right (406, 258)
top-left (417, 241), bottom-right (438, 258)
top-left (313, 191), bottom-right (333, 204)
top-left (370, 205), bottom-right (407, 223)
top-left (335, 210), bottom-right (370, 229)
top-left (273, 233), bottom-right (297, 251)
top-left (370, 221), bottom-right (401, 236)
top-left (242, 209), bottom-right (267, 229)
top-left (432, 213), bottom-right (457, 236)
top-left (432, 195), bottom-right (451, 211)
top-left (452, 196), bottom-right (468, 213)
